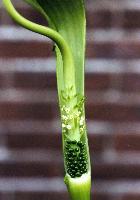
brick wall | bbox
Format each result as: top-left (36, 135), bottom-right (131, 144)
top-left (0, 0), bottom-right (140, 199)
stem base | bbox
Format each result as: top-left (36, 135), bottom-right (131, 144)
top-left (64, 171), bottom-right (91, 200)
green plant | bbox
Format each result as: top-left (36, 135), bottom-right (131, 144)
top-left (3, 0), bottom-right (91, 199)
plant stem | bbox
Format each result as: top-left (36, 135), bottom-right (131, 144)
top-left (65, 171), bottom-right (91, 200)
top-left (3, 1), bottom-right (91, 199)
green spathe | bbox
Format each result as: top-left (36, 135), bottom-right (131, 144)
top-left (2, 1), bottom-right (91, 199)
top-left (24, 0), bottom-right (86, 95)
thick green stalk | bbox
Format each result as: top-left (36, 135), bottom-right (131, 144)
top-left (65, 172), bottom-right (91, 200)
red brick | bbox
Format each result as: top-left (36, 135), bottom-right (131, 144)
top-left (122, 194), bottom-right (140, 200)
top-left (121, 74), bottom-right (140, 92)
top-left (13, 72), bottom-right (57, 89)
top-left (7, 134), bottom-right (61, 150)
top-left (0, 74), bottom-right (3, 88)
top-left (14, 192), bottom-right (69, 200)
top-left (124, 10), bottom-right (140, 29)
top-left (86, 103), bottom-right (140, 122)
top-left (0, 41), bottom-right (53, 58)
top-left (89, 134), bottom-right (109, 152)
top-left (93, 193), bottom-right (110, 200)
top-left (88, 41), bottom-right (140, 59)
top-left (86, 73), bottom-right (111, 91)
top-left (115, 134), bottom-right (140, 151)
top-left (93, 162), bottom-right (140, 179)
top-left (0, 102), bottom-right (56, 120)
top-left (0, 161), bottom-right (63, 177)
top-left (87, 42), bottom-right (115, 58)
top-left (87, 10), bottom-right (112, 28)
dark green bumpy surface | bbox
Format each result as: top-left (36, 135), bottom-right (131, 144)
top-left (65, 140), bottom-right (88, 178)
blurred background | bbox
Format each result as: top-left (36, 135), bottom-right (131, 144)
top-left (0, 0), bottom-right (140, 199)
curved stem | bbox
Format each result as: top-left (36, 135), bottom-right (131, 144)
top-left (3, 0), bottom-right (76, 91)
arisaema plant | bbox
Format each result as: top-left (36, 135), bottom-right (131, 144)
top-left (3, 0), bottom-right (91, 199)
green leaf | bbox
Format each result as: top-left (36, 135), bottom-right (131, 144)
top-left (24, 0), bottom-right (86, 96)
